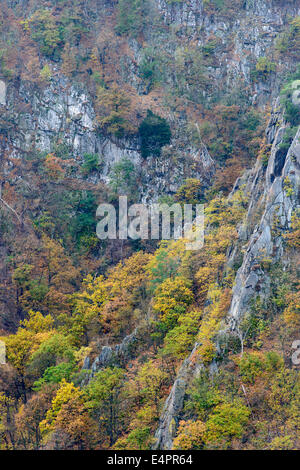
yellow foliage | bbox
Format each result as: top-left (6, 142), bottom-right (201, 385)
top-left (39, 379), bottom-right (82, 435)
top-left (196, 286), bottom-right (232, 364)
top-left (2, 327), bottom-right (53, 375)
top-left (284, 211), bottom-right (300, 249)
top-left (283, 289), bottom-right (300, 330)
top-left (153, 276), bottom-right (194, 327)
top-left (173, 419), bottom-right (206, 450)
top-left (20, 310), bottom-right (54, 334)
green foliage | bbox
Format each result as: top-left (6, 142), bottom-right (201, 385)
top-left (173, 46), bottom-right (209, 102)
top-left (0, 48), bottom-right (14, 78)
top-left (161, 310), bottom-right (201, 359)
top-left (202, 39), bottom-right (218, 57)
top-left (25, 7), bottom-right (86, 59)
top-left (284, 103), bottom-right (300, 127)
top-left (1, 0), bottom-right (300, 452)
top-left (185, 371), bottom-right (222, 420)
top-left (139, 47), bottom-right (163, 89)
top-left (109, 158), bottom-right (138, 197)
top-left (12, 264), bottom-right (33, 286)
top-left (81, 153), bottom-right (101, 175)
top-left (30, 188), bottom-right (98, 252)
top-left (69, 191), bottom-right (98, 247)
top-left (40, 64), bottom-right (52, 82)
top-left (280, 77), bottom-right (300, 126)
top-left (84, 367), bottom-right (125, 445)
top-left (29, 333), bottom-right (75, 378)
top-left (238, 351), bottom-right (283, 384)
top-left (205, 402), bottom-right (250, 447)
top-left (236, 312), bottom-right (269, 350)
top-left (85, 367), bottom-right (125, 408)
top-left (33, 362), bottom-right (75, 391)
top-left (27, 279), bottom-right (49, 304)
top-left (139, 110), bottom-right (171, 158)
top-left (182, 371), bottom-right (251, 449)
top-left (252, 57), bottom-right (276, 81)
top-left (59, 7), bottom-right (87, 45)
top-left (153, 276), bottom-right (194, 330)
top-left (243, 109), bottom-right (262, 131)
top-left (238, 352), bottom-right (264, 384)
top-left (27, 10), bottom-right (62, 59)
top-left (51, 142), bottom-right (72, 160)
top-left (175, 179), bottom-right (203, 205)
top-left (126, 426), bottom-right (151, 450)
top-left (276, 16), bottom-right (300, 55)
top-left (13, 264), bottom-right (49, 307)
top-left (146, 240), bottom-right (187, 291)
top-left (203, 0), bottom-right (225, 10)
top-left (116, 0), bottom-right (151, 37)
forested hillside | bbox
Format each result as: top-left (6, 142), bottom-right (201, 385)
top-left (0, 0), bottom-right (299, 450)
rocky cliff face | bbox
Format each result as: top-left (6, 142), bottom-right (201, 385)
top-left (0, 0), bottom-right (299, 451)
top-left (154, 0), bottom-right (300, 105)
top-left (1, 0), bottom-right (299, 207)
top-left (153, 343), bottom-right (204, 450)
top-left (82, 328), bottom-right (139, 384)
top-left (1, 76), bottom-right (214, 203)
top-left (153, 99), bottom-right (300, 449)
top-left (228, 99), bottom-right (300, 328)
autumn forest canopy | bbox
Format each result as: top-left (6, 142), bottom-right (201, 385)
top-left (0, 0), bottom-right (299, 452)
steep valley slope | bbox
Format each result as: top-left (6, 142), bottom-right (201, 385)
top-left (0, 0), bottom-right (299, 451)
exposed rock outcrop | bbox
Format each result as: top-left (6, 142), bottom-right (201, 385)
top-left (2, 77), bottom-right (214, 202)
top-left (228, 100), bottom-right (300, 328)
top-left (82, 329), bottom-right (139, 384)
top-left (153, 98), bottom-right (300, 449)
top-left (153, 344), bottom-right (203, 450)
top-left (0, 81), bottom-right (6, 106)
top-left (156, 0), bottom-right (300, 104)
